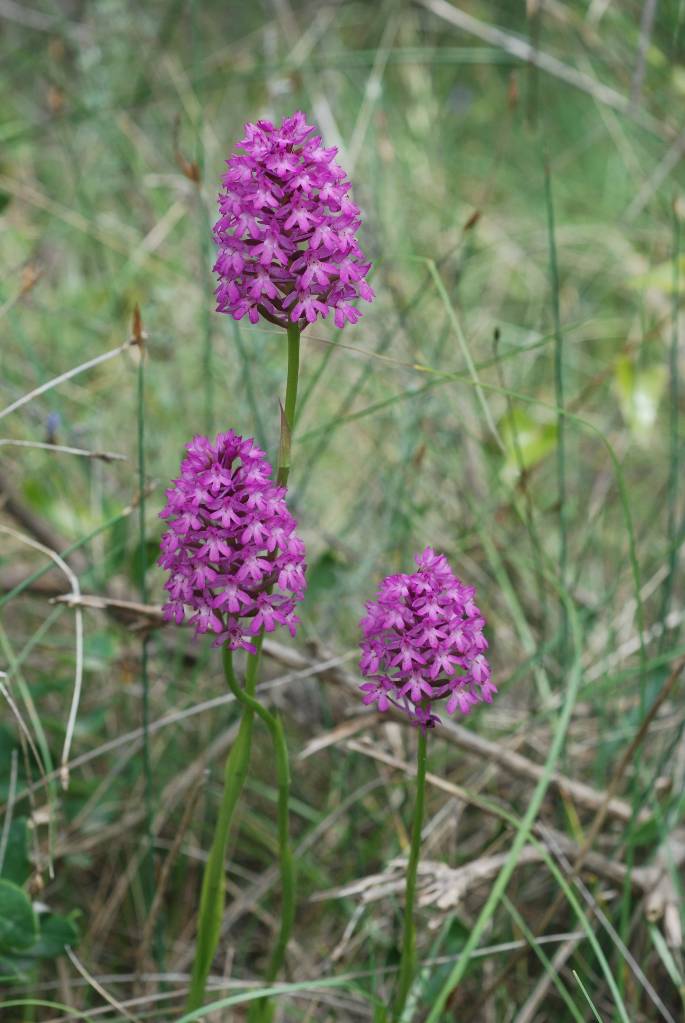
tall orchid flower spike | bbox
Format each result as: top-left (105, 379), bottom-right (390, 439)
top-left (184, 111), bottom-right (371, 1020)
top-left (359, 548), bottom-right (493, 1020)
top-left (213, 111), bottom-right (374, 331)
top-left (214, 113), bottom-right (374, 491)
top-left (161, 432), bottom-right (307, 1016)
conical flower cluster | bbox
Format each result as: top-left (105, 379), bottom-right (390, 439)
top-left (159, 431), bottom-right (306, 652)
top-left (359, 548), bottom-right (494, 728)
top-left (214, 111), bottom-right (374, 329)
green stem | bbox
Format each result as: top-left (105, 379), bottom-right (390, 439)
top-left (658, 201), bottom-right (681, 648)
top-left (544, 162), bottom-right (567, 671)
top-left (187, 320), bottom-right (301, 1014)
top-left (136, 347), bottom-right (157, 951)
top-left (277, 323), bottom-right (301, 487)
top-left (185, 638), bottom-right (263, 1012)
top-left (227, 319), bottom-right (299, 1022)
top-left (394, 727), bottom-right (428, 1020)
top-left (223, 649), bottom-right (296, 1023)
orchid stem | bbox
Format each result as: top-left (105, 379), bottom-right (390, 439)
top-left (277, 322), bottom-right (301, 487)
top-left (232, 319), bottom-right (300, 1022)
top-left (186, 322), bottom-right (300, 1014)
top-left (223, 647), bottom-right (295, 1023)
top-left (185, 636), bottom-right (263, 1012)
top-left (136, 343), bottom-right (155, 939)
top-left (394, 727), bottom-right (428, 1020)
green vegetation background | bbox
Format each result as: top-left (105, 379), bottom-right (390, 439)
top-left (1, 1), bottom-right (684, 1020)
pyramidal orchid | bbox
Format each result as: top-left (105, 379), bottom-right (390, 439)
top-left (164, 432), bottom-right (307, 1015)
top-left (213, 111), bottom-right (374, 496)
top-left (213, 111), bottom-right (374, 331)
top-left (360, 548), bottom-right (493, 1019)
top-left (179, 113), bottom-right (373, 1019)
top-left (159, 430), bottom-right (306, 652)
top-left (360, 546), bottom-right (493, 729)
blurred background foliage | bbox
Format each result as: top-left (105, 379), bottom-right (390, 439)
top-left (1, 1), bottom-right (685, 1019)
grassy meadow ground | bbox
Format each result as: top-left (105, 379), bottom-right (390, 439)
top-left (1, 0), bottom-right (685, 1019)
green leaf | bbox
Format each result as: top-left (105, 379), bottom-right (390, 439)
top-left (104, 514), bottom-right (129, 578)
top-left (0, 880), bottom-right (38, 952)
top-left (26, 912), bottom-right (79, 959)
top-left (306, 550), bottom-right (347, 604)
top-left (0, 909), bottom-right (80, 985)
top-left (649, 924), bottom-right (683, 988)
top-left (498, 406), bottom-right (557, 481)
top-left (83, 630), bottom-right (117, 668)
top-left (629, 815), bottom-right (660, 849)
top-left (0, 819), bottom-right (31, 886)
top-left (629, 255), bottom-right (685, 294)
top-left (20, 478), bottom-right (54, 516)
top-left (0, 955), bottom-right (27, 983)
top-left (0, 726), bottom-right (20, 783)
top-left (420, 916), bottom-right (470, 1001)
top-left (613, 356), bottom-right (666, 442)
top-left (129, 537), bottom-right (161, 589)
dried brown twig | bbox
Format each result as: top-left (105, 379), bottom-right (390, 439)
top-left (0, 439), bottom-right (126, 462)
top-left (334, 739), bottom-right (685, 939)
top-left (474, 654), bottom-right (685, 1013)
top-left (416, 0), bottom-right (667, 137)
top-left (37, 594), bottom-right (652, 826)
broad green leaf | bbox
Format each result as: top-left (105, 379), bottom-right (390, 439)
top-left (306, 550), bottom-right (347, 604)
top-left (613, 356), bottom-right (666, 442)
top-left (20, 479), bottom-right (54, 516)
top-left (0, 881), bottom-right (38, 952)
top-left (26, 912), bottom-right (79, 959)
top-left (0, 955), bottom-right (26, 983)
top-left (498, 407), bottom-right (557, 482)
top-left (629, 815), bottom-right (660, 848)
top-left (0, 819), bottom-right (30, 886)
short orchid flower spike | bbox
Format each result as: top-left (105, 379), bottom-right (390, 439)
top-left (159, 431), bottom-right (306, 652)
top-left (359, 547), bottom-right (494, 729)
top-left (213, 111), bottom-right (374, 329)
